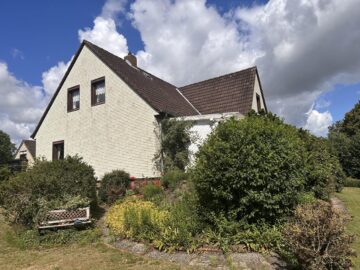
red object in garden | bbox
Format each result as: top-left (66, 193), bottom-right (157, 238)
top-left (130, 176), bottom-right (136, 190)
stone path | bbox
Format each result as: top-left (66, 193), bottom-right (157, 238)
top-left (331, 196), bottom-right (348, 214)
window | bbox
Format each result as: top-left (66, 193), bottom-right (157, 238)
top-left (91, 77), bottom-right (105, 106)
top-left (19, 153), bottom-right (27, 161)
top-left (256, 93), bottom-right (261, 112)
top-left (53, 141), bottom-right (64, 160)
top-left (68, 86), bottom-right (80, 112)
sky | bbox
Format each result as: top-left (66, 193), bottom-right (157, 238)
top-left (0, 0), bottom-right (360, 144)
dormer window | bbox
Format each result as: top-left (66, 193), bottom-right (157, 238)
top-left (67, 86), bottom-right (80, 112)
top-left (91, 77), bottom-right (105, 106)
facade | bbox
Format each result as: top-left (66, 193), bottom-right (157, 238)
top-left (31, 40), bottom-right (267, 179)
top-left (14, 140), bottom-right (36, 166)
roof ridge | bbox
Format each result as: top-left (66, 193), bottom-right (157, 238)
top-left (179, 66), bottom-right (257, 90)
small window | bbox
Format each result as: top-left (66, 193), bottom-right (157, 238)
top-left (91, 77), bottom-right (105, 106)
top-left (19, 153), bottom-right (27, 161)
top-left (256, 93), bottom-right (261, 112)
top-left (68, 86), bottom-right (80, 112)
top-left (53, 141), bottom-right (64, 161)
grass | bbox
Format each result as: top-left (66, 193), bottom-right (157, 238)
top-left (0, 211), bottom-right (187, 270)
top-left (336, 187), bottom-right (360, 269)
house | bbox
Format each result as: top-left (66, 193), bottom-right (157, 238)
top-left (30, 40), bottom-right (267, 179)
top-left (14, 139), bottom-right (36, 166)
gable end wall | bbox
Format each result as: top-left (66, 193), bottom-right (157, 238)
top-left (34, 46), bottom-right (160, 179)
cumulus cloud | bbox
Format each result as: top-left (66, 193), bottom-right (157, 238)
top-left (304, 109), bottom-right (333, 137)
top-left (78, 0), bottom-right (128, 58)
top-left (42, 60), bottom-right (71, 96)
top-left (0, 62), bottom-right (46, 143)
top-left (129, 0), bottom-right (360, 134)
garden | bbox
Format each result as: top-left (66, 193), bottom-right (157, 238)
top-left (0, 101), bottom-right (360, 269)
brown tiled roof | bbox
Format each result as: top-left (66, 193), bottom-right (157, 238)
top-left (24, 140), bottom-right (36, 157)
top-left (179, 67), bottom-right (261, 115)
top-left (84, 41), bottom-right (199, 117)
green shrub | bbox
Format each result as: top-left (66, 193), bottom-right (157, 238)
top-left (0, 165), bottom-right (12, 182)
top-left (192, 114), bottom-right (305, 225)
top-left (299, 130), bottom-right (346, 199)
top-left (99, 170), bottom-right (130, 204)
top-left (141, 184), bottom-right (165, 205)
top-left (344, 177), bottom-right (360, 187)
top-left (284, 200), bottom-right (354, 269)
top-left (161, 169), bottom-right (187, 190)
top-left (0, 156), bottom-right (96, 227)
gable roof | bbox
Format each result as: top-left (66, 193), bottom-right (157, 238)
top-left (31, 40), bottom-right (266, 139)
top-left (31, 40), bottom-right (199, 138)
top-left (179, 67), bottom-right (267, 115)
top-left (14, 140), bottom-right (36, 158)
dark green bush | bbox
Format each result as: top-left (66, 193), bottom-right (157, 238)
top-left (192, 115), bottom-right (306, 225)
top-left (299, 130), bottom-right (346, 199)
top-left (284, 200), bottom-right (354, 269)
top-left (99, 170), bottom-right (130, 204)
top-left (0, 165), bottom-right (12, 182)
top-left (0, 156), bottom-right (96, 227)
top-left (344, 177), bottom-right (360, 187)
top-left (161, 169), bottom-right (187, 190)
top-left (141, 183), bottom-right (165, 205)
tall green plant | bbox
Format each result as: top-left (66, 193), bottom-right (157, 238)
top-left (0, 130), bottom-right (15, 165)
top-left (154, 118), bottom-right (194, 173)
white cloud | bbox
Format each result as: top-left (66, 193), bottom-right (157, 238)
top-left (78, 17), bottom-right (128, 58)
top-left (0, 62), bottom-right (46, 144)
top-left (42, 60), bottom-right (71, 96)
top-left (11, 48), bottom-right (24, 60)
top-left (304, 109), bottom-right (333, 137)
top-left (129, 0), bottom-right (360, 128)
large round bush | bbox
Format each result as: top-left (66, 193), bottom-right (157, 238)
top-left (99, 170), bottom-right (130, 204)
top-left (0, 155), bottom-right (96, 227)
top-left (192, 115), bottom-right (306, 224)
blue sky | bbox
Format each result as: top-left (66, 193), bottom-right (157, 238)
top-left (0, 0), bottom-right (359, 143)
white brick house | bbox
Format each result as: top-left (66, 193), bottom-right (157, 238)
top-left (30, 40), bottom-right (267, 179)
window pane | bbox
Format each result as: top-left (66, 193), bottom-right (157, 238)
top-left (94, 81), bottom-right (105, 104)
top-left (72, 90), bottom-right (80, 110)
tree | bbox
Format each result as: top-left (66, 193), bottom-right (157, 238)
top-left (0, 130), bottom-right (15, 165)
top-left (329, 100), bottom-right (360, 178)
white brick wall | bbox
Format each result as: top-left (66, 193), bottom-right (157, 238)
top-left (14, 143), bottom-right (35, 166)
top-left (35, 46), bottom-right (160, 179)
top-left (251, 75), bottom-right (266, 112)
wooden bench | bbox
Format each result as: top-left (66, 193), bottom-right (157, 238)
top-left (38, 206), bottom-right (91, 230)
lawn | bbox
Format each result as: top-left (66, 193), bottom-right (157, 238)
top-left (0, 212), bottom-right (187, 270)
top-left (336, 187), bottom-right (360, 269)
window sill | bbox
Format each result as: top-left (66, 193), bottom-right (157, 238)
top-left (91, 102), bottom-right (105, 107)
top-left (67, 108), bottom-right (80, 113)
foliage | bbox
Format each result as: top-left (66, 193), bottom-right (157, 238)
top-left (191, 114), bottom-right (306, 225)
top-left (344, 177), bottom-right (360, 188)
top-left (154, 118), bottom-right (194, 173)
top-left (141, 184), bottom-right (165, 205)
top-left (160, 169), bottom-right (187, 191)
top-left (284, 200), bottom-right (354, 270)
top-left (99, 170), bottom-right (130, 204)
top-left (6, 227), bottom-right (101, 249)
top-left (0, 130), bottom-right (15, 165)
top-left (106, 198), bottom-right (168, 241)
top-left (0, 156), bottom-right (96, 227)
top-left (299, 130), bottom-right (345, 199)
top-left (0, 165), bottom-right (12, 183)
top-left (329, 101), bottom-right (360, 178)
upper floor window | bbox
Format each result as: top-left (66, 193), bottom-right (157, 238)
top-left (256, 93), bottom-right (261, 112)
top-left (91, 77), bottom-right (105, 106)
top-left (68, 86), bottom-right (80, 112)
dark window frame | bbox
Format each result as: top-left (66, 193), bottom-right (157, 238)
top-left (91, 77), bottom-right (105, 106)
top-left (67, 85), bottom-right (80, 112)
top-left (256, 93), bottom-right (261, 112)
top-left (52, 140), bottom-right (64, 161)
